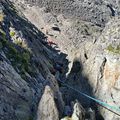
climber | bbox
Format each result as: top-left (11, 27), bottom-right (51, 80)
top-left (48, 40), bottom-right (56, 46)
top-left (42, 36), bottom-right (57, 46)
top-left (47, 37), bottom-right (56, 46)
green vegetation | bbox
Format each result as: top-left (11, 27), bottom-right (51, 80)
top-left (107, 44), bottom-right (120, 54)
top-left (0, 13), bottom-right (4, 22)
top-left (10, 31), bottom-right (15, 37)
top-left (1, 39), bottom-right (31, 71)
top-left (0, 29), bottom-right (32, 76)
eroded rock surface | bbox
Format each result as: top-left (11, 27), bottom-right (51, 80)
top-left (0, 52), bottom-right (34, 120)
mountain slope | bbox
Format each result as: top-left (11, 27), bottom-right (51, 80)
top-left (1, 0), bottom-right (120, 120)
top-left (0, 1), bottom-right (64, 120)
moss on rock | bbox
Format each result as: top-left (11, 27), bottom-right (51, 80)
top-left (107, 44), bottom-right (120, 54)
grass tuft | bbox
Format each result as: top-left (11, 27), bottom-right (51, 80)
top-left (0, 13), bottom-right (4, 22)
top-left (107, 44), bottom-right (120, 54)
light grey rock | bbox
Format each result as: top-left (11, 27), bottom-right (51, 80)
top-left (37, 85), bottom-right (59, 120)
top-left (46, 73), bottom-right (65, 116)
top-left (71, 101), bottom-right (85, 120)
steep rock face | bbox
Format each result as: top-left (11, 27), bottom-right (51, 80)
top-left (93, 17), bottom-right (120, 120)
top-left (9, 0), bottom-right (120, 119)
top-left (0, 52), bottom-right (34, 120)
top-left (74, 17), bottom-right (120, 120)
top-left (0, 1), bottom-right (64, 120)
top-left (98, 58), bottom-right (120, 120)
top-left (67, 17), bottom-right (120, 120)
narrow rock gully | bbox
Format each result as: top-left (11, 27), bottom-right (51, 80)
top-left (45, 35), bottom-right (104, 120)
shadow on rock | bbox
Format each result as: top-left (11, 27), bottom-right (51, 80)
top-left (62, 59), bottom-right (104, 120)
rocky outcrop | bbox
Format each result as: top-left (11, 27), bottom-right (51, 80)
top-left (71, 101), bottom-right (85, 120)
top-left (93, 17), bottom-right (120, 120)
top-left (61, 101), bottom-right (96, 120)
top-left (37, 85), bottom-right (59, 120)
top-left (46, 73), bottom-right (65, 115)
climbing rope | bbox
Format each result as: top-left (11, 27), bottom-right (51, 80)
top-left (58, 79), bottom-right (120, 116)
